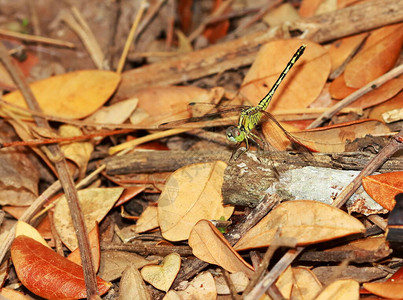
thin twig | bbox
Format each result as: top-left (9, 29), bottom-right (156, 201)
top-left (0, 28), bottom-right (75, 48)
top-left (223, 269), bottom-right (241, 300)
top-left (308, 64), bottom-right (403, 129)
top-left (116, 0), bottom-right (148, 74)
top-left (0, 42), bottom-right (99, 298)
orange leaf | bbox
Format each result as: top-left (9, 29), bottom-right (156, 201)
top-left (362, 172), bottom-right (403, 210)
top-left (299, 0), bottom-right (324, 17)
top-left (369, 92), bottom-right (403, 122)
top-left (348, 76), bottom-right (403, 109)
top-left (363, 281), bottom-right (403, 299)
top-left (329, 73), bottom-right (357, 99)
top-left (240, 39), bottom-right (331, 112)
top-left (11, 235), bottom-right (111, 299)
top-left (2, 70), bottom-right (121, 119)
top-left (344, 23), bottom-right (403, 88)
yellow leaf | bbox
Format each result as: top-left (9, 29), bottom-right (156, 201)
top-left (2, 70), bottom-right (121, 119)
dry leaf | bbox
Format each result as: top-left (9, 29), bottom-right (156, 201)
top-left (59, 124), bottom-right (94, 179)
top-left (188, 220), bottom-right (255, 277)
top-left (299, 0), bottom-right (324, 17)
top-left (53, 187), bottom-right (124, 250)
top-left (2, 70), bottom-right (121, 119)
top-left (158, 161), bottom-right (234, 241)
top-left (362, 171), bottom-right (403, 210)
top-left (263, 3), bottom-right (300, 27)
top-left (98, 250), bottom-right (155, 282)
top-left (118, 264), bottom-right (151, 300)
top-left (344, 23), bottom-right (403, 88)
top-left (215, 272), bottom-right (249, 294)
top-left (240, 39), bottom-right (331, 112)
top-left (141, 253), bottom-right (181, 292)
top-left (174, 271), bottom-right (217, 300)
top-left (234, 200), bottom-right (365, 250)
top-left (261, 266), bottom-right (294, 300)
top-left (11, 235), bottom-right (111, 299)
top-left (114, 186), bottom-right (146, 207)
top-left (291, 267), bottom-right (322, 300)
top-left (84, 98), bottom-right (138, 125)
top-left (369, 91), bottom-right (403, 122)
top-left (135, 206), bottom-right (159, 233)
top-left (67, 222), bottom-right (100, 272)
top-left (363, 264), bottom-right (403, 298)
top-left (0, 287), bottom-right (32, 300)
top-left (128, 86), bottom-right (210, 127)
top-left (291, 119), bottom-right (391, 152)
top-left (15, 220), bottom-right (50, 249)
top-left (328, 33), bottom-right (368, 74)
top-left (348, 77), bottom-right (403, 109)
top-left (329, 73), bottom-right (357, 99)
top-left (315, 279), bottom-right (359, 300)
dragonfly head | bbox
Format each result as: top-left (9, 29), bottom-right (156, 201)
top-left (226, 126), bottom-right (245, 143)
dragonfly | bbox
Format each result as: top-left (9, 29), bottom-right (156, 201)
top-left (160, 45), bottom-right (309, 160)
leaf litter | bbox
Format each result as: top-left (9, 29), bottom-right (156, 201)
top-left (0, 1), bottom-right (402, 299)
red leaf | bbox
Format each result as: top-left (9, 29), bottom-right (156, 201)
top-left (11, 235), bottom-right (111, 300)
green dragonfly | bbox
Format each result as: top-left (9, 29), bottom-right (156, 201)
top-left (160, 45), bottom-right (308, 160)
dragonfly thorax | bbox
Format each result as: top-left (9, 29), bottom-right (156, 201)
top-left (226, 126), bottom-right (245, 143)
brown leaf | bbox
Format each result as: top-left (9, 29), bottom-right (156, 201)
top-left (141, 253), bottom-right (181, 292)
top-left (158, 161), bottom-right (233, 241)
top-left (67, 222), bottom-right (100, 273)
top-left (2, 70), bottom-right (121, 119)
top-left (234, 200), bottom-right (365, 250)
top-left (118, 264), bottom-right (151, 300)
top-left (0, 287), bottom-right (32, 300)
top-left (135, 206), bottom-right (159, 233)
top-left (291, 267), bottom-right (322, 300)
top-left (240, 39), bottom-right (331, 112)
top-left (291, 119), bottom-right (390, 152)
top-left (53, 187), bottom-right (124, 250)
top-left (174, 271), bottom-right (217, 299)
top-left (11, 235), bottom-right (111, 299)
top-left (362, 171), bottom-right (403, 210)
top-left (15, 221), bottom-right (50, 249)
top-left (188, 220), bottom-right (255, 277)
top-left (344, 23), bottom-right (403, 88)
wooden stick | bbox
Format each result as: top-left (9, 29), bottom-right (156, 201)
top-left (115, 0), bottom-right (403, 100)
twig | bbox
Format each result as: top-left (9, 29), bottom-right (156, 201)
top-left (223, 269), bottom-right (241, 300)
top-left (116, 0), bottom-right (148, 74)
top-left (0, 42), bottom-right (99, 298)
top-left (60, 8), bottom-right (105, 69)
top-left (332, 129), bottom-right (403, 208)
top-left (308, 64), bottom-right (403, 129)
top-left (0, 29), bottom-right (75, 48)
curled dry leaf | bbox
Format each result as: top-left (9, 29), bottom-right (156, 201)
top-left (188, 219), bottom-right (255, 278)
top-left (344, 23), bottom-right (403, 88)
top-left (291, 119), bottom-right (391, 152)
top-left (67, 222), bottom-right (100, 273)
top-left (158, 161), bottom-right (234, 241)
top-left (2, 70), bottom-right (121, 119)
top-left (362, 171), bottom-right (403, 211)
top-left (15, 220), bottom-right (50, 249)
top-left (53, 187), bottom-right (124, 250)
top-left (234, 200), bottom-right (365, 250)
top-left (240, 39), bottom-right (331, 112)
top-left (11, 235), bottom-right (111, 299)
top-left (315, 279), bottom-right (359, 300)
top-left (141, 253), bottom-right (181, 292)
top-left (363, 264), bottom-right (403, 299)
top-left (135, 206), bottom-right (159, 233)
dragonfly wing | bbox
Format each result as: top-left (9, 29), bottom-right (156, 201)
top-left (259, 111), bottom-right (314, 153)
